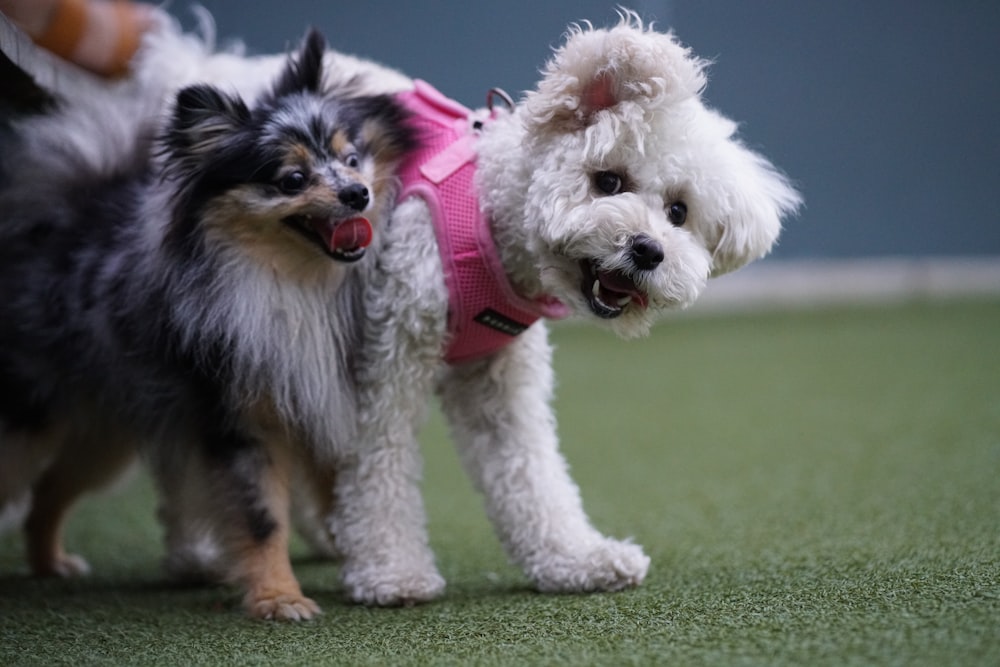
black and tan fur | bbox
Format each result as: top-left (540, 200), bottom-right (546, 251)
top-left (0, 29), bottom-right (413, 620)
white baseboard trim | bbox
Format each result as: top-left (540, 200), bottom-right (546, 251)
top-left (689, 256), bottom-right (1000, 313)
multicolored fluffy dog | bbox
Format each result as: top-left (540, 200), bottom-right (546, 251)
top-left (0, 29), bottom-right (413, 620)
top-left (129, 10), bottom-right (801, 612)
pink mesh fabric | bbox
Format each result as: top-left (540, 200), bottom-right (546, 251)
top-left (396, 80), bottom-right (569, 365)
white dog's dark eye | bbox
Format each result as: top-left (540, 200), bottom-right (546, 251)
top-left (279, 171), bottom-right (308, 193)
top-left (594, 171), bottom-right (624, 195)
top-left (668, 201), bottom-right (688, 226)
top-left (345, 153), bottom-right (360, 169)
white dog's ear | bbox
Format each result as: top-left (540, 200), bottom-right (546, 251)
top-left (707, 135), bottom-right (803, 276)
top-left (525, 13), bottom-right (707, 131)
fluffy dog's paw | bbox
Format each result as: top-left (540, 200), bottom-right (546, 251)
top-left (342, 565), bottom-right (446, 607)
top-left (246, 592), bottom-right (322, 622)
top-left (528, 538), bottom-right (650, 593)
top-left (34, 552), bottom-right (91, 578)
top-left (163, 536), bottom-right (226, 584)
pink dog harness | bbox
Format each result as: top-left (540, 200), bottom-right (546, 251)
top-left (396, 80), bottom-right (569, 364)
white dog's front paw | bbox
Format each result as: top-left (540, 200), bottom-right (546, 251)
top-left (342, 563), bottom-right (446, 607)
top-left (526, 538), bottom-right (650, 593)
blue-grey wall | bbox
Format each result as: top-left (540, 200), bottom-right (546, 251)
top-left (177, 1), bottom-right (1000, 260)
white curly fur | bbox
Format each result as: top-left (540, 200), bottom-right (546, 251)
top-left (21, 9), bottom-right (799, 606)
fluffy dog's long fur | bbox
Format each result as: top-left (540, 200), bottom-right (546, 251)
top-left (0, 29), bottom-right (413, 620)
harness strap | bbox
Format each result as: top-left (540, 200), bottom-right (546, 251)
top-left (396, 80), bottom-right (568, 364)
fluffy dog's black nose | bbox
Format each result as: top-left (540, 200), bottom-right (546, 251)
top-left (339, 183), bottom-right (370, 211)
top-left (629, 234), bottom-right (664, 270)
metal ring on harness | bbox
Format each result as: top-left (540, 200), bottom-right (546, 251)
top-left (486, 87), bottom-right (515, 114)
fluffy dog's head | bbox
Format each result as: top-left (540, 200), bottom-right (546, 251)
top-left (478, 12), bottom-right (801, 338)
top-left (160, 28), bottom-right (414, 278)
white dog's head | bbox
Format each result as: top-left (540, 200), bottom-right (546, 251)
top-left (478, 12), bottom-right (801, 338)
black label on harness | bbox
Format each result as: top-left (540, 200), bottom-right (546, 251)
top-left (473, 308), bottom-right (529, 336)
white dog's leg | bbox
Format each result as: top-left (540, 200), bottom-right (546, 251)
top-left (438, 323), bottom-right (649, 593)
top-left (329, 400), bottom-right (445, 605)
top-left (328, 336), bottom-right (446, 605)
top-left (324, 198), bottom-right (448, 607)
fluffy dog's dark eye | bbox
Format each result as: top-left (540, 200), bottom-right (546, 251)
top-left (594, 171), bottom-right (624, 195)
top-left (667, 201), bottom-right (688, 226)
top-left (345, 153), bottom-right (360, 169)
top-left (279, 171), bottom-right (307, 193)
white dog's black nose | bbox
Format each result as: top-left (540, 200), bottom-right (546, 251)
top-left (339, 183), bottom-right (370, 211)
top-left (629, 234), bottom-right (664, 271)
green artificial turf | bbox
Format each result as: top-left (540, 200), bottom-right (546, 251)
top-left (2, 299), bottom-right (998, 666)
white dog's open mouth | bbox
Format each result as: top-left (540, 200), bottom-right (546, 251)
top-left (579, 259), bottom-right (649, 319)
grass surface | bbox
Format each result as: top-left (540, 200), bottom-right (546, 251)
top-left (2, 299), bottom-right (998, 666)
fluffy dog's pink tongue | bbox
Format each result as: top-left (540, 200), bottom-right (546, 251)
top-left (315, 217), bottom-right (373, 254)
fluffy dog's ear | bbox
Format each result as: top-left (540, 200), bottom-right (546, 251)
top-left (163, 84), bottom-right (250, 164)
top-left (270, 27), bottom-right (326, 99)
top-left (525, 12), bottom-right (707, 131)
